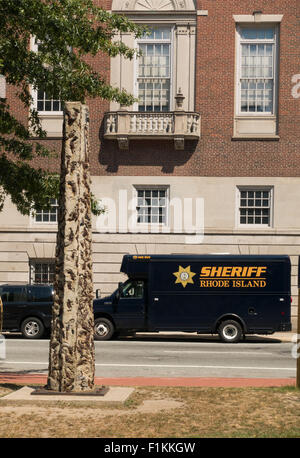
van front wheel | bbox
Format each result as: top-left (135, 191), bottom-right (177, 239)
top-left (94, 318), bottom-right (114, 341)
top-left (218, 320), bottom-right (243, 343)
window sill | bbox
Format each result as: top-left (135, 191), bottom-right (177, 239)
top-left (33, 222), bottom-right (58, 226)
top-left (232, 135), bottom-right (280, 141)
top-left (135, 223), bottom-right (169, 229)
top-left (233, 116), bottom-right (278, 140)
top-left (31, 112), bottom-right (63, 138)
top-left (236, 226), bottom-right (273, 231)
top-left (37, 112), bottom-right (63, 117)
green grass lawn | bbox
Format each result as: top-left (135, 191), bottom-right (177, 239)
top-left (0, 384), bottom-right (299, 438)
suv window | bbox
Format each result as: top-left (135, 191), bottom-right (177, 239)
top-left (29, 286), bottom-right (53, 302)
top-left (1, 286), bottom-right (27, 302)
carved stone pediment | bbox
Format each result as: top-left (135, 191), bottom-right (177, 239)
top-left (112, 0), bottom-right (196, 11)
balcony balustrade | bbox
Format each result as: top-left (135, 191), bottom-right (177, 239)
top-left (104, 110), bottom-right (201, 150)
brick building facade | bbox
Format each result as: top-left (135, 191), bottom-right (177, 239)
top-left (0, 0), bottom-right (299, 328)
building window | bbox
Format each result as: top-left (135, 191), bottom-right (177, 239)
top-left (238, 188), bottom-right (272, 226)
top-left (136, 188), bottom-right (168, 224)
top-left (30, 260), bottom-right (55, 284)
top-left (31, 37), bottom-right (63, 113)
top-left (36, 89), bottom-right (63, 112)
top-left (137, 26), bottom-right (172, 112)
top-left (34, 198), bottom-right (58, 223)
top-left (237, 26), bottom-right (277, 115)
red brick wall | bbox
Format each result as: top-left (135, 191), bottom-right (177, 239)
top-left (6, 83), bottom-right (62, 172)
top-left (91, 0), bottom-right (300, 177)
top-left (6, 0), bottom-right (300, 178)
top-left (190, 0), bottom-right (300, 178)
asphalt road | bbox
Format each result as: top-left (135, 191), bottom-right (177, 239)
top-left (0, 333), bottom-right (296, 379)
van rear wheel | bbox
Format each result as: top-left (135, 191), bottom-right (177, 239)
top-left (218, 320), bottom-right (243, 343)
top-left (94, 318), bottom-right (114, 341)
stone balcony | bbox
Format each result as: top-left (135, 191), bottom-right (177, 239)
top-left (104, 110), bottom-right (201, 151)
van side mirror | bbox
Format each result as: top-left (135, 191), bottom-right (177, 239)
top-left (95, 289), bottom-right (101, 299)
top-left (115, 282), bottom-right (123, 301)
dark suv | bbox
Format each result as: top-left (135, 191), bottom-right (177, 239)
top-left (0, 284), bottom-right (53, 339)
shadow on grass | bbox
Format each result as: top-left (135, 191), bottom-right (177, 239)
top-left (0, 383), bottom-right (25, 391)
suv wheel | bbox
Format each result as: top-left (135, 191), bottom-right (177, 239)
top-left (21, 317), bottom-right (45, 339)
top-left (218, 320), bottom-right (243, 343)
top-left (94, 318), bottom-right (114, 341)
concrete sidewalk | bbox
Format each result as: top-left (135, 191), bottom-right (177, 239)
top-left (260, 331), bottom-right (295, 343)
top-left (0, 384), bottom-right (135, 403)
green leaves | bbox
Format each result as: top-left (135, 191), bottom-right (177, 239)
top-left (0, 0), bottom-right (144, 215)
top-left (0, 0), bottom-right (145, 104)
top-left (0, 155), bottom-right (59, 215)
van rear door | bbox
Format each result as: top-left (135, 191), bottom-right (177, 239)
top-left (246, 258), bottom-right (291, 332)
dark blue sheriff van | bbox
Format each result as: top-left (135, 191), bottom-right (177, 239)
top-left (93, 254), bottom-right (292, 343)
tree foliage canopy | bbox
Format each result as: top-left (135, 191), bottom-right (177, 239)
top-left (0, 0), bottom-right (144, 214)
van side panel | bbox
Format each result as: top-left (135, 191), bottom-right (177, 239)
top-left (148, 257), bottom-right (291, 333)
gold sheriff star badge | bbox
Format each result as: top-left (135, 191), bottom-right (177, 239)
top-left (173, 265), bottom-right (196, 288)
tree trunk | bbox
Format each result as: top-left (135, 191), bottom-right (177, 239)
top-left (47, 102), bottom-right (95, 392)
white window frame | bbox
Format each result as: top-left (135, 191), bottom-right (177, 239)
top-left (0, 75), bottom-right (6, 98)
top-left (30, 36), bottom-right (63, 116)
top-left (29, 259), bottom-right (55, 285)
top-left (236, 186), bottom-right (274, 229)
top-left (32, 88), bottom-right (63, 114)
top-left (134, 185), bottom-right (170, 227)
top-left (236, 24), bottom-right (279, 117)
top-left (33, 198), bottom-right (59, 225)
top-left (134, 25), bottom-right (174, 112)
